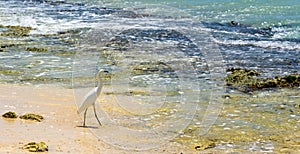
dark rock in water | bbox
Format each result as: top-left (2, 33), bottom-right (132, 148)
top-left (23, 0), bottom-right (84, 6)
top-left (229, 20), bottom-right (239, 26)
top-left (1, 44), bottom-right (16, 48)
top-left (225, 68), bottom-right (261, 92)
top-left (118, 29), bottom-right (190, 42)
top-left (194, 141), bottom-right (216, 150)
top-left (274, 75), bottom-right (300, 88)
top-left (19, 113), bottom-right (44, 122)
top-left (131, 61), bottom-right (176, 76)
top-left (2, 111), bottom-right (18, 118)
top-left (111, 10), bottom-right (151, 18)
top-left (88, 7), bottom-right (122, 16)
top-left (21, 0), bottom-right (150, 18)
top-left (106, 28), bottom-right (202, 56)
top-left (23, 142), bottom-right (48, 152)
top-left (202, 21), bottom-right (274, 37)
top-left (225, 68), bottom-right (300, 92)
top-left (26, 47), bottom-right (48, 52)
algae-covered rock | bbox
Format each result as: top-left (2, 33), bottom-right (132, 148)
top-left (2, 111), bottom-right (18, 118)
top-left (132, 61), bottom-right (174, 76)
top-left (225, 68), bottom-right (300, 92)
top-left (194, 140), bottom-right (216, 150)
top-left (225, 68), bottom-right (260, 86)
top-left (26, 47), bottom-right (48, 52)
top-left (23, 142), bottom-right (48, 152)
top-left (19, 113), bottom-right (44, 122)
top-left (0, 25), bottom-right (35, 37)
top-left (0, 69), bottom-right (22, 75)
top-left (175, 135), bottom-right (216, 151)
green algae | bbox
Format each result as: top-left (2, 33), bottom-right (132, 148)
top-left (0, 26), bottom-right (93, 87)
top-left (19, 113), bottom-right (44, 122)
top-left (2, 111), bottom-right (18, 118)
top-left (194, 140), bottom-right (216, 150)
top-left (23, 142), bottom-right (48, 152)
top-left (174, 89), bottom-right (300, 152)
top-left (131, 61), bottom-right (174, 76)
top-left (225, 68), bottom-right (300, 92)
top-left (0, 25), bottom-right (35, 37)
top-left (0, 69), bottom-right (22, 75)
top-left (20, 77), bottom-right (71, 84)
top-left (225, 68), bottom-right (260, 85)
top-left (26, 47), bottom-right (48, 52)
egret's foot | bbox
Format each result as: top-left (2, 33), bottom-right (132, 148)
top-left (80, 124), bottom-right (100, 128)
top-left (95, 117), bottom-right (102, 126)
top-left (97, 121), bottom-right (102, 126)
top-left (83, 122), bottom-right (87, 127)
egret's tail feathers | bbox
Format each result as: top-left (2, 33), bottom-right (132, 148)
top-left (77, 106), bottom-right (85, 114)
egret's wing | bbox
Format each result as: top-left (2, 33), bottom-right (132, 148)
top-left (77, 88), bottom-right (98, 114)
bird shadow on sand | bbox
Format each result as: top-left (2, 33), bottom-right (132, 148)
top-left (76, 125), bottom-right (100, 129)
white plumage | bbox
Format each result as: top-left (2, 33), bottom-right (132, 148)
top-left (77, 69), bottom-right (104, 127)
top-left (77, 88), bottom-right (97, 114)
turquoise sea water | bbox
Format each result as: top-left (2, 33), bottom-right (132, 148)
top-left (82, 0), bottom-right (300, 26)
top-left (0, 0), bottom-right (299, 85)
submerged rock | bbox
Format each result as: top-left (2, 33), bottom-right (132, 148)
top-left (0, 25), bottom-right (35, 37)
top-left (2, 111), bottom-right (18, 118)
top-left (226, 68), bottom-right (260, 85)
top-left (202, 21), bottom-right (274, 37)
top-left (131, 61), bottom-right (175, 75)
top-left (0, 69), bottom-right (22, 75)
top-left (26, 47), bottom-right (48, 52)
top-left (194, 140), bottom-right (216, 150)
top-left (225, 68), bottom-right (300, 92)
top-left (23, 142), bottom-right (48, 152)
top-left (106, 29), bottom-right (201, 56)
top-left (19, 113), bottom-right (44, 122)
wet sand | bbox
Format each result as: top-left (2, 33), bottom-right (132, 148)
top-left (0, 84), bottom-right (196, 154)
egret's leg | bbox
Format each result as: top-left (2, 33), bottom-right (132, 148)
top-left (83, 108), bottom-right (88, 127)
top-left (93, 103), bottom-right (102, 126)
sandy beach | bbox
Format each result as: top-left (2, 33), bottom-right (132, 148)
top-left (0, 84), bottom-right (199, 154)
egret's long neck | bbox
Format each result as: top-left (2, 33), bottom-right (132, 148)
top-left (96, 73), bottom-right (103, 96)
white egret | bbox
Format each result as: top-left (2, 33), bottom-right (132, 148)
top-left (77, 69), bottom-right (104, 127)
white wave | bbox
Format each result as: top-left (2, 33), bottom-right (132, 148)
top-left (213, 38), bottom-right (300, 50)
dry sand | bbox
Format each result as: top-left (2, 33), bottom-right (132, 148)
top-left (0, 84), bottom-right (198, 154)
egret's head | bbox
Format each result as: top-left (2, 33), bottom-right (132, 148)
top-left (97, 69), bottom-right (105, 77)
top-left (98, 69), bottom-right (105, 73)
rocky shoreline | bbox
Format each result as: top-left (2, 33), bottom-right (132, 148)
top-left (225, 68), bottom-right (300, 93)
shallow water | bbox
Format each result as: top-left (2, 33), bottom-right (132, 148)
top-left (0, 0), bottom-right (299, 85)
